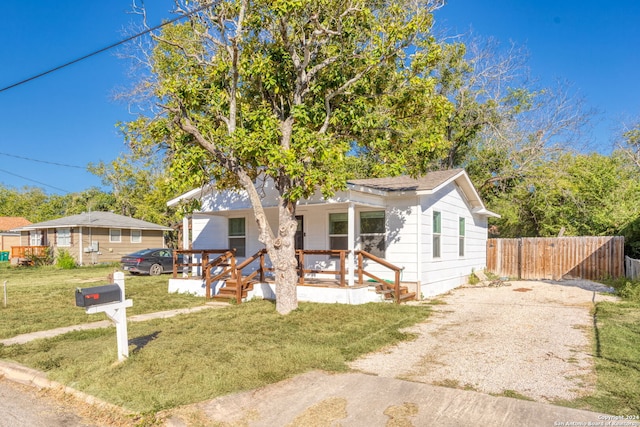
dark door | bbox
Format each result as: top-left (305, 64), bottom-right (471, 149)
top-left (295, 216), bottom-right (304, 250)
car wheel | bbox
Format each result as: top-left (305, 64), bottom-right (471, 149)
top-left (149, 264), bottom-right (163, 276)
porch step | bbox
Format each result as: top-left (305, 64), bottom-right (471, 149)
top-left (398, 292), bottom-right (417, 301)
top-left (211, 280), bottom-right (256, 303)
top-left (374, 283), bottom-right (416, 303)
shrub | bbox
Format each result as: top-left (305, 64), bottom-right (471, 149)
top-left (617, 280), bottom-right (640, 303)
top-left (56, 249), bottom-right (77, 269)
top-left (27, 247), bottom-right (53, 266)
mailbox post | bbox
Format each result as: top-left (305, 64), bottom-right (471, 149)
top-left (76, 272), bottom-right (132, 362)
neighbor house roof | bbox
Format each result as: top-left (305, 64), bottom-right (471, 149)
top-left (0, 217), bottom-right (32, 231)
top-left (13, 211), bottom-right (171, 231)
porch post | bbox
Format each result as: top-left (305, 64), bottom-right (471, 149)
top-left (182, 216), bottom-right (190, 250)
top-left (79, 226), bottom-right (83, 266)
top-left (348, 202), bottom-right (355, 287)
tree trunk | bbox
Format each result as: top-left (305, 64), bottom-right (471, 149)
top-left (271, 202), bottom-right (299, 315)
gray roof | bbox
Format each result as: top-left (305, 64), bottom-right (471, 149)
top-left (347, 169), bottom-right (465, 192)
top-left (14, 211), bottom-right (171, 231)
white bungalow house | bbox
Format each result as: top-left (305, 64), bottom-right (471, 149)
top-left (167, 169), bottom-right (499, 303)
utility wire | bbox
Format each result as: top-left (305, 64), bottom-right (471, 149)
top-left (0, 168), bottom-right (70, 193)
top-left (0, 151), bottom-right (85, 169)
top-left (0, 2), bottom-right (215, 93)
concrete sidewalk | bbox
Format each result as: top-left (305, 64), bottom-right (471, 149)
top-left (168, 370), bottom-right (612, 427)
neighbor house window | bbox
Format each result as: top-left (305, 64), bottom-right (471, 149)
top-left (228, 218), bottom-right (246, 257)
top-left (360, 211), bottom-right (385, 258)
top-left (109, 228), bottom-right (122, 243)
top-left (433, 211), bottom-right (441, 258)
top-left (459, 217), bottom-right (465, 257)
top-left (57, 228), bottom-right (71, 247)
top-left (29, 230), bottom-right (43, 246)
top-left (130, 229), bottom-right (142, 244)
top-left (329, 213), bottom-right (348, 251)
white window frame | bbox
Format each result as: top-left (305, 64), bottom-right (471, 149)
top-left (228, 218), bottom-right (246, 257)
top-left (433, 211), bottom-right (441, 259)
top-left (459, 217), bottom-right (465, 257)
top-left (109, 228), bottom-right (122, 243)
top-left (130, 229), bottom-right (142, 244)
top-left (57, 227), bottom-right (71, 247)
top-left (328, 212), bottom-right (348, 251)
top-left (29, 230), bottom-right (43, 246)
top-left (360, 210), bottom-right (386, 258)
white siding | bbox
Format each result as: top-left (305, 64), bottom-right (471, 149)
top-left (380, 197), bottom-right (420, 282)
top-left (188, 174), bottom-right (491, 299)
top-left (419, 183), bottom-right (488, 297)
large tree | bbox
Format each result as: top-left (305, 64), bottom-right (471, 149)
top-left (124, 0), bottom-right (454, 314)
top-left (488, 152), bottom-right (640, 239)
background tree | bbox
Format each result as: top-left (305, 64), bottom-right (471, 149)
top-left (124, 0), bottom-right (454, 314)
top-left (0, 185), bottom-right (116, 223)
top-left (488, 152), bottom-right (640, 239)
top-left (88, 152), bottom-right (179, 225)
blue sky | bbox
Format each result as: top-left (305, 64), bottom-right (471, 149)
top-left (1, 1), bottom-right (638, 195)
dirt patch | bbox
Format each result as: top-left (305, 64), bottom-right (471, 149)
top-left (349, 280), bottom-right (617, 403)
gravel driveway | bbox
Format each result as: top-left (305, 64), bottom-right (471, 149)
top-left (349, 279), bottom-right (617, 403)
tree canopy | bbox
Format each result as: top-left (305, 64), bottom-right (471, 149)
top-left (124, 0), bottom-right (459, 313)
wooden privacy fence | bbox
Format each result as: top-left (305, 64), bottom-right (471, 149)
top-left (625, 256), bottom-right (640, 280)
top-left (487, 236), bottom-right (625, 281)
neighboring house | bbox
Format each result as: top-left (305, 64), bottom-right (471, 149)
top-left (0, 217), bottom-right (32, 252)
top-left (168, 169), bottom-right (499, 302)
top-left (13, 212), bottom-right (172, 265)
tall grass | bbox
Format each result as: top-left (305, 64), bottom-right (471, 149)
top-left (0, 300), bottom-right (431, 413)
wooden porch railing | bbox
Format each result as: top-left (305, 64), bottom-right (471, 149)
top-left (11, 246), bottom-right (49, 259)
top-left (203, 250), bottom-right (237, 299)
top-left (356, 250), bottom-right (403, 304)
top-left (233, 249), bottom-right (268, 302)
top-left (296, 249), bottom-right (347, 286)
top-left (173, 249), bottom-right (232, 278)
top-left (171, 248), bottom-right (406, 304)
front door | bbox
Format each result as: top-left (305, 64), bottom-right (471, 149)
top-left (295, 216), bottom-right (304, 250)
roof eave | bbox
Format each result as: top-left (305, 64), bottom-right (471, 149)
top-left (472, 207), bottom-right (501, 218)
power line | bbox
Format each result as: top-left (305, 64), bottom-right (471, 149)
top-left (0, 168), bottom-right (70, 193)
top-left (0, 151), bottom-right (85, 169)
top-left (0, 2), bottom-right (215, 93)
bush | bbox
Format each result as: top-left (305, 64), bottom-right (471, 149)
top-left (28, 247), bottom-right (53, 266)
top-left (56, 249), bottom-right (77, 269)
top-left (617, 280), bottom-right (640, 303)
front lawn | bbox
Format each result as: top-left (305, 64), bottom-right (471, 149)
top-left (568, 278), bottom-right (640, 415)
top-left (585, 300), bottom-right (640, 415)
top-left (0, 263), bottom-right (203, 339)
top-left (0, 299), bottom-right (431, 416)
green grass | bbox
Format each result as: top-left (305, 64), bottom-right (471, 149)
top-left (2, 263), bottom-right (638, 418)
top-left (559, 277), bottom-right (640, 415)
top-left (0, 299), bottom-right (431, 414)
top-left (570, 300), bottom-right (640, 415)
top-left (0, 263), bottom-right (203, 339)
